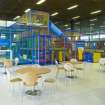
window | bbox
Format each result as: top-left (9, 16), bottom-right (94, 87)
top-left (100, 34), bottom-right (105, 38)
top-left (1, 34), bottom-right (6, 39)
top-left (92, 35), bottom-right (99, 39)
top-left (80, 36), bottom-right (89, 41)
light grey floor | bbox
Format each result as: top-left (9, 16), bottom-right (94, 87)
top-left (0, 63), bottom-right (105, 105)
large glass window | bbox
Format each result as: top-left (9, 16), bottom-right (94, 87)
top-left (80, 36), bottom-right (89, 41)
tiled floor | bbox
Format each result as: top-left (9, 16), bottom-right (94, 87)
top-left (0, 63), bottom-right (105, 105)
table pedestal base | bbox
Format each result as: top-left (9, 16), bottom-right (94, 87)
top-left (25, 90), bottom-right (41, 96)
top-left (66, 76), bottom-right (77, 79)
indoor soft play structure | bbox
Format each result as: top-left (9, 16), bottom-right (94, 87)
top-left (11, 10), bottom-right (74, 65)
top-left (76, 41), bottom-right (85, 61)
top-left (0, 10), bottom-right (88, 65)
top-left (10, 10), bottom-right (63, 65)
top-left (51, 36), bottom-right (72, 62)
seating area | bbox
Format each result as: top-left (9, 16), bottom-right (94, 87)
top-left (0, 59), bottom-right (105, 105)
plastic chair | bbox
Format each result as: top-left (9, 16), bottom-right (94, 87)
top-left (4, 60), bottom-right (22, 94)
top-left (44, 78), bottom-right (56, 96)
top-left (64, 63), bottom-right (76, 79)
top-left (70, 58), bottom-right (78, 64)
top-left (22, 72), bottom-right (40, 96)
top-left (70, 58), bottom-right (84, 71)
top-left (4, 60), bottom-right (19, 80)
top-left (99, 58), bottom-right (105, 71)
top-left (55, 60), bottom-right (67, 78)
top-left (4, 60), bottom-right (12, 75)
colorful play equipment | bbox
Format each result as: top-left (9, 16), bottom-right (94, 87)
top-left (0, 25), bottom-right (72, 65)
top-left (76, 41), bottom-right (85, 61)
top-left (0, 28), bottom-right (14, 61)
top-left (51, 36), bottom-right (72, 62)
top-left (84, 52), bottom-right (93, 62)
top-left (0, 10), bottom-right (105, 65)
top-left (77, 48), bottom-right (84, 61)
top-left (0, 50), bottom-right (12, 60)
top-left (84, 49), bottom-right (102, 63)
top-left (82, 41), bottom-right (105, 63)
top-left (12, 10), bottom-right (73, 65)
top-left (93, 52), bottom-right (101, 63)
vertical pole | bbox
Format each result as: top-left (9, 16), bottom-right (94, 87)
top-left (44, 35), bottom-right (46, 65)
top-left (64, 36), bottom-right (65, 61)
top-left (70, 20), bottom-right (75, 31)
top-left (9, 28), bottom-right (12, 60)
top-left (31, 26), bottom-right (34, 64)
top-left (51, 35), bottom-right (53, 64)
top-left (99, 27), bottom-right (100, 42)
top-left (38, 35), bottom-right (40, 64)
top-left (50, 35), bottom-right (52, 64)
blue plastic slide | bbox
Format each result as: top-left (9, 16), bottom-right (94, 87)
top-left (49, 21), bottom-right (63, 36)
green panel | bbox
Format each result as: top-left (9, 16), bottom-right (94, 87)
top-left (28, 38), bottom-right (32, 48)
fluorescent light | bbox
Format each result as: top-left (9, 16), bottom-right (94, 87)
top-left (24, 8), bottom-right (31, 13)
top-left (51, 12), bottom-right (59, 16)
top-left (72, 16), bottom-right (80, 20)
top-left (100, 25), bottom-right (105, 28)
top-left (89, 18), bottom-right (97, 22)
top-left (90, 10), bottom-right (102, 15)
top-left (85, 32), bottom-right (92, 35)
top-left (90, 24), bottom-right (95, 26)
top-left (33, 23), bottom-right (43, 26)
top-left (67, 5), bottom-right (78, 10)
top-left (13, 16), bottom-right (20, 20)
top-left (64, 24), bottom-right (69, 27)
top-left (66, 28), bottom-right (71, 30)
top-left (75, 22), bottom-right (80, 25)
top-left (36, 0), bottom-right (46, 5)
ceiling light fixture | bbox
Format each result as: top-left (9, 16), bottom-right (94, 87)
top-left (100, 25), bottom-right (105, 28)
top-left (25, 8), bottom-right (31, 13)
top-left (36, 0), bottom-right (46, 5)
top-left (66, 28), bottom-right (71, 30)
top-left (75, 22), bottom-right (80, 25)
top-left (89, 18), bottom-right (97, 22)
top-left (90, 24), bottom-right (95, 26)
top-left (51, 12), bottom-right (59, 16)
top-left (72, 16), bottom-right (80, 20)
top-left (64, 24), bottom-right (69, 27)
top-left (90, 10), bottom-right (102, 15)
top-left (67, 5), bottom-right (78, 10)
top-left (13, 16), bottom-right (20, 20)
top-left (33, 23), bottom-right (43, 26)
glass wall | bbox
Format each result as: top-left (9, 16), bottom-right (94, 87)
top-left (74, 15), bottom-right (105, 41)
